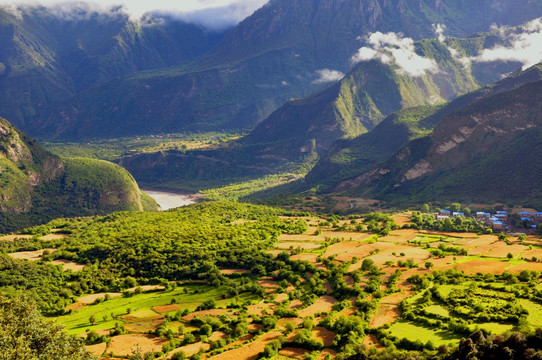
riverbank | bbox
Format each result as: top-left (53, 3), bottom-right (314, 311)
top-left (142, 189), bottom-right (201, 210)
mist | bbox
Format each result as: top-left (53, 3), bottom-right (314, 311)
top-left (352, 31), bottom-right (438, 77)
top-left (0, 0), bottom-right (269, 29)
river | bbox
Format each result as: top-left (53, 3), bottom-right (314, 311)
top-left (143, 189), bottom-right (198, 211)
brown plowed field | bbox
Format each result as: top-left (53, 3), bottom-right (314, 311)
top-left (298, 296), bottom-right (337, 318)
top-left (108, 334), bottom-right (168, 357)
top-left (208, 331), bottom-right (282, 360)
top-left (312, 327), bottom-right (335, 347)
top-left (279, 347), bottom-right (311, 359)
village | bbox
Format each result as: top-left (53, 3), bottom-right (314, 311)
top-left (436, 209), bottom-right (542, 234)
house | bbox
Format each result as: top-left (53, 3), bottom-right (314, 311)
top-left (439, 210), bottom-right (451, 218)
top-left (520, 212), bottom-right (532, 219)
top-left (453, 212), bottom-right (465, 217)
top-left (495, 214), bottom-right (508, 221)
top-left (535, 212), bottom-right (542, 220)
top-left (496, 211), bottom-right (509, 215)
top-left (493, 221), bottom-right (503, 229)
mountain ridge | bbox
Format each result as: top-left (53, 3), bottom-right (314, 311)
top-left (0, 116), bottom-right (157, 233)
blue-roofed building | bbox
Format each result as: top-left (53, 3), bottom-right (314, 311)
top-left (493, 221), bottom-right (503, 229)
top-left (521, 217), bottom-right (531, 222)
top-left (438, 210), bottom-right (451, 219)
top-left (497, 211), bottom-right (509, 215)
top-left (532, 225), bottom-right (538, 229)
top-left (453, 212), bottom-right (465, 217)
top-left (535, 212), bottom-right (542, 220)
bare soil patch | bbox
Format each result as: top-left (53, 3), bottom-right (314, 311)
top-left (126, 285), bottom-right (165, 292)
top-left (78, 293), bottom-right (122, 304)
top-left (369, 305), bottom-right (400, 328)
top-left (123, 314), bottom-right (166, 333)
top-left (220, 269), bottom-right (251, 275)
top-left (508, 262), bottom-right (542, 272)
top-left (298, 296), bottom-right (337, 318)
top-left (86, 342), bottom-right (107, 356)
top-left (108, 334), bottom-right (168, 357)
top-left (279, 347), bottom-right (311, 359)
top-left (258, 279), bottom-right (280, 289)
top-left (40, 233), bottom-right (69, 241)
top-left (380, 291), bottom-right (414, 305)
top-left (183, 309), bottom-right (229, 322)
top-left (8, 248), bottom-right (56, 261)
top-left (208, 331), bottom-right (282, 360)
top-left (0, 234), bottom-right (34, 241)
top-left (51, 259), bottom-right (86, 272)
top-left (312, 327), bottom-right (335, 347)
top-left (362, 334), bottom-right (384, 349)
top-left (440, 259), bottom-right (511, 275)
top-left (483, 244), bottom-right (530, 258)
top-left (289, 300), bottom-right (303, 310)
top-left (275, 293), bottom-right (289, 303)
top-left (324, 241), bottom-right (392, 262)
top-left (277, 242), bottom-right (320, 250)
top-left (343, 275), bottom-right (354, 287)
top-left (391, 213), bottom-right (412, 227)
top-left (247, 303), bottom-right (276, 316)
top-left (209, 331), bottom-right (228, 341)
top-left (317, 349), bottom-right (337, 360)
top-left (248, 323), bottom-right (264, 332)
top-left (165, 342), bottom-right (210, 359)
top-left (290, 253), bottom-right (320, 264)
top-left (153, 304), bottom-right (179, 314)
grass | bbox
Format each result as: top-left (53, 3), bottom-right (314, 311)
top-left (44, 132), bottom-right (243, 162)
top-left (56, 284), bottom-right (260, 335)
top-left (436, 284), bottom-right (467, 298)
top-left (518, 299), bottom-right (542, 327)
top-left (475, 322), bottom-right (515, 335)
top-left (389, 320), bottom-right (461, 346)
top-left (424, 304), bottom-right (450, 317)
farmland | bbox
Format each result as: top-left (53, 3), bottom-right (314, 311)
top-left (1, 204), bottom-right (542, 359)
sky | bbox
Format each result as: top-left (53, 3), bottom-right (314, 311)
top-left (0, 0), bottom-right (270, 28)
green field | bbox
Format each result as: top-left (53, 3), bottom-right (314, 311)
top-left (424, 304), bottom-right (449, 317)
top-left (58, 283), bottom-right (259, 335)
top-left (389, 320), bottom-right (461, 346)
top-left (475, 322), bottom-right (515, 335)
top-left (518, 299), bottom-right (542, 327)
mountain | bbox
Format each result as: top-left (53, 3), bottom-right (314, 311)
top-left (118, 28), bottom-right (529, 191)
top-left (0, 116), bottom-right (157, 233)
top-left (337, 76), bottom-right (542, 208)
top-left (0, 5), bottom-right (227, 131)
top-left (12, 0), bottom-right (542, 140)
top-left (306, 64), bottom-right (542, 191)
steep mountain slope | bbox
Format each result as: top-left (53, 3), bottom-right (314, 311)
top-left (0, 117), bottom-right (157, 233)
top-left (0, 5), bottom-right (227, 130)
top-left (28, 0), bottom-right (542, 139)
top-left (118, 30), bottom-right (528, 190)
top-left (342, 79), bottom-right (542, 207)
top-left (307, 64), bottom-right (542, 191)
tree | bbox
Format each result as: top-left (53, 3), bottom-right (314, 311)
top-left (425, 261), bottom-right (434, 270)
top-left (507, 252), bottom-right (514, 260)
top-left (0, 296), bottom-right (95, 359)
top-left (89, 314), bottom-right (96, 325)
top-left (421, 204), bottom-right (430, 213)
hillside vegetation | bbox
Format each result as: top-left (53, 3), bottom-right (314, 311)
top-left (306, 64), bottom-right (542, 192)
top-left (0, 117), bottom-right (157, 233)
top-left (342, 77), bottom-right (542, 208)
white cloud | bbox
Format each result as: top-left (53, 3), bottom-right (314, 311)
top-left (352, 31), bottom-right (438, 77)
top-left (433, 23), bottom-right (446, 42)
top-left (312, 69), bottom-right (345, 84)
top-left (472, 18), bottom-right (542, 70)
top-left (0, 0), bottom-right (268, 28)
